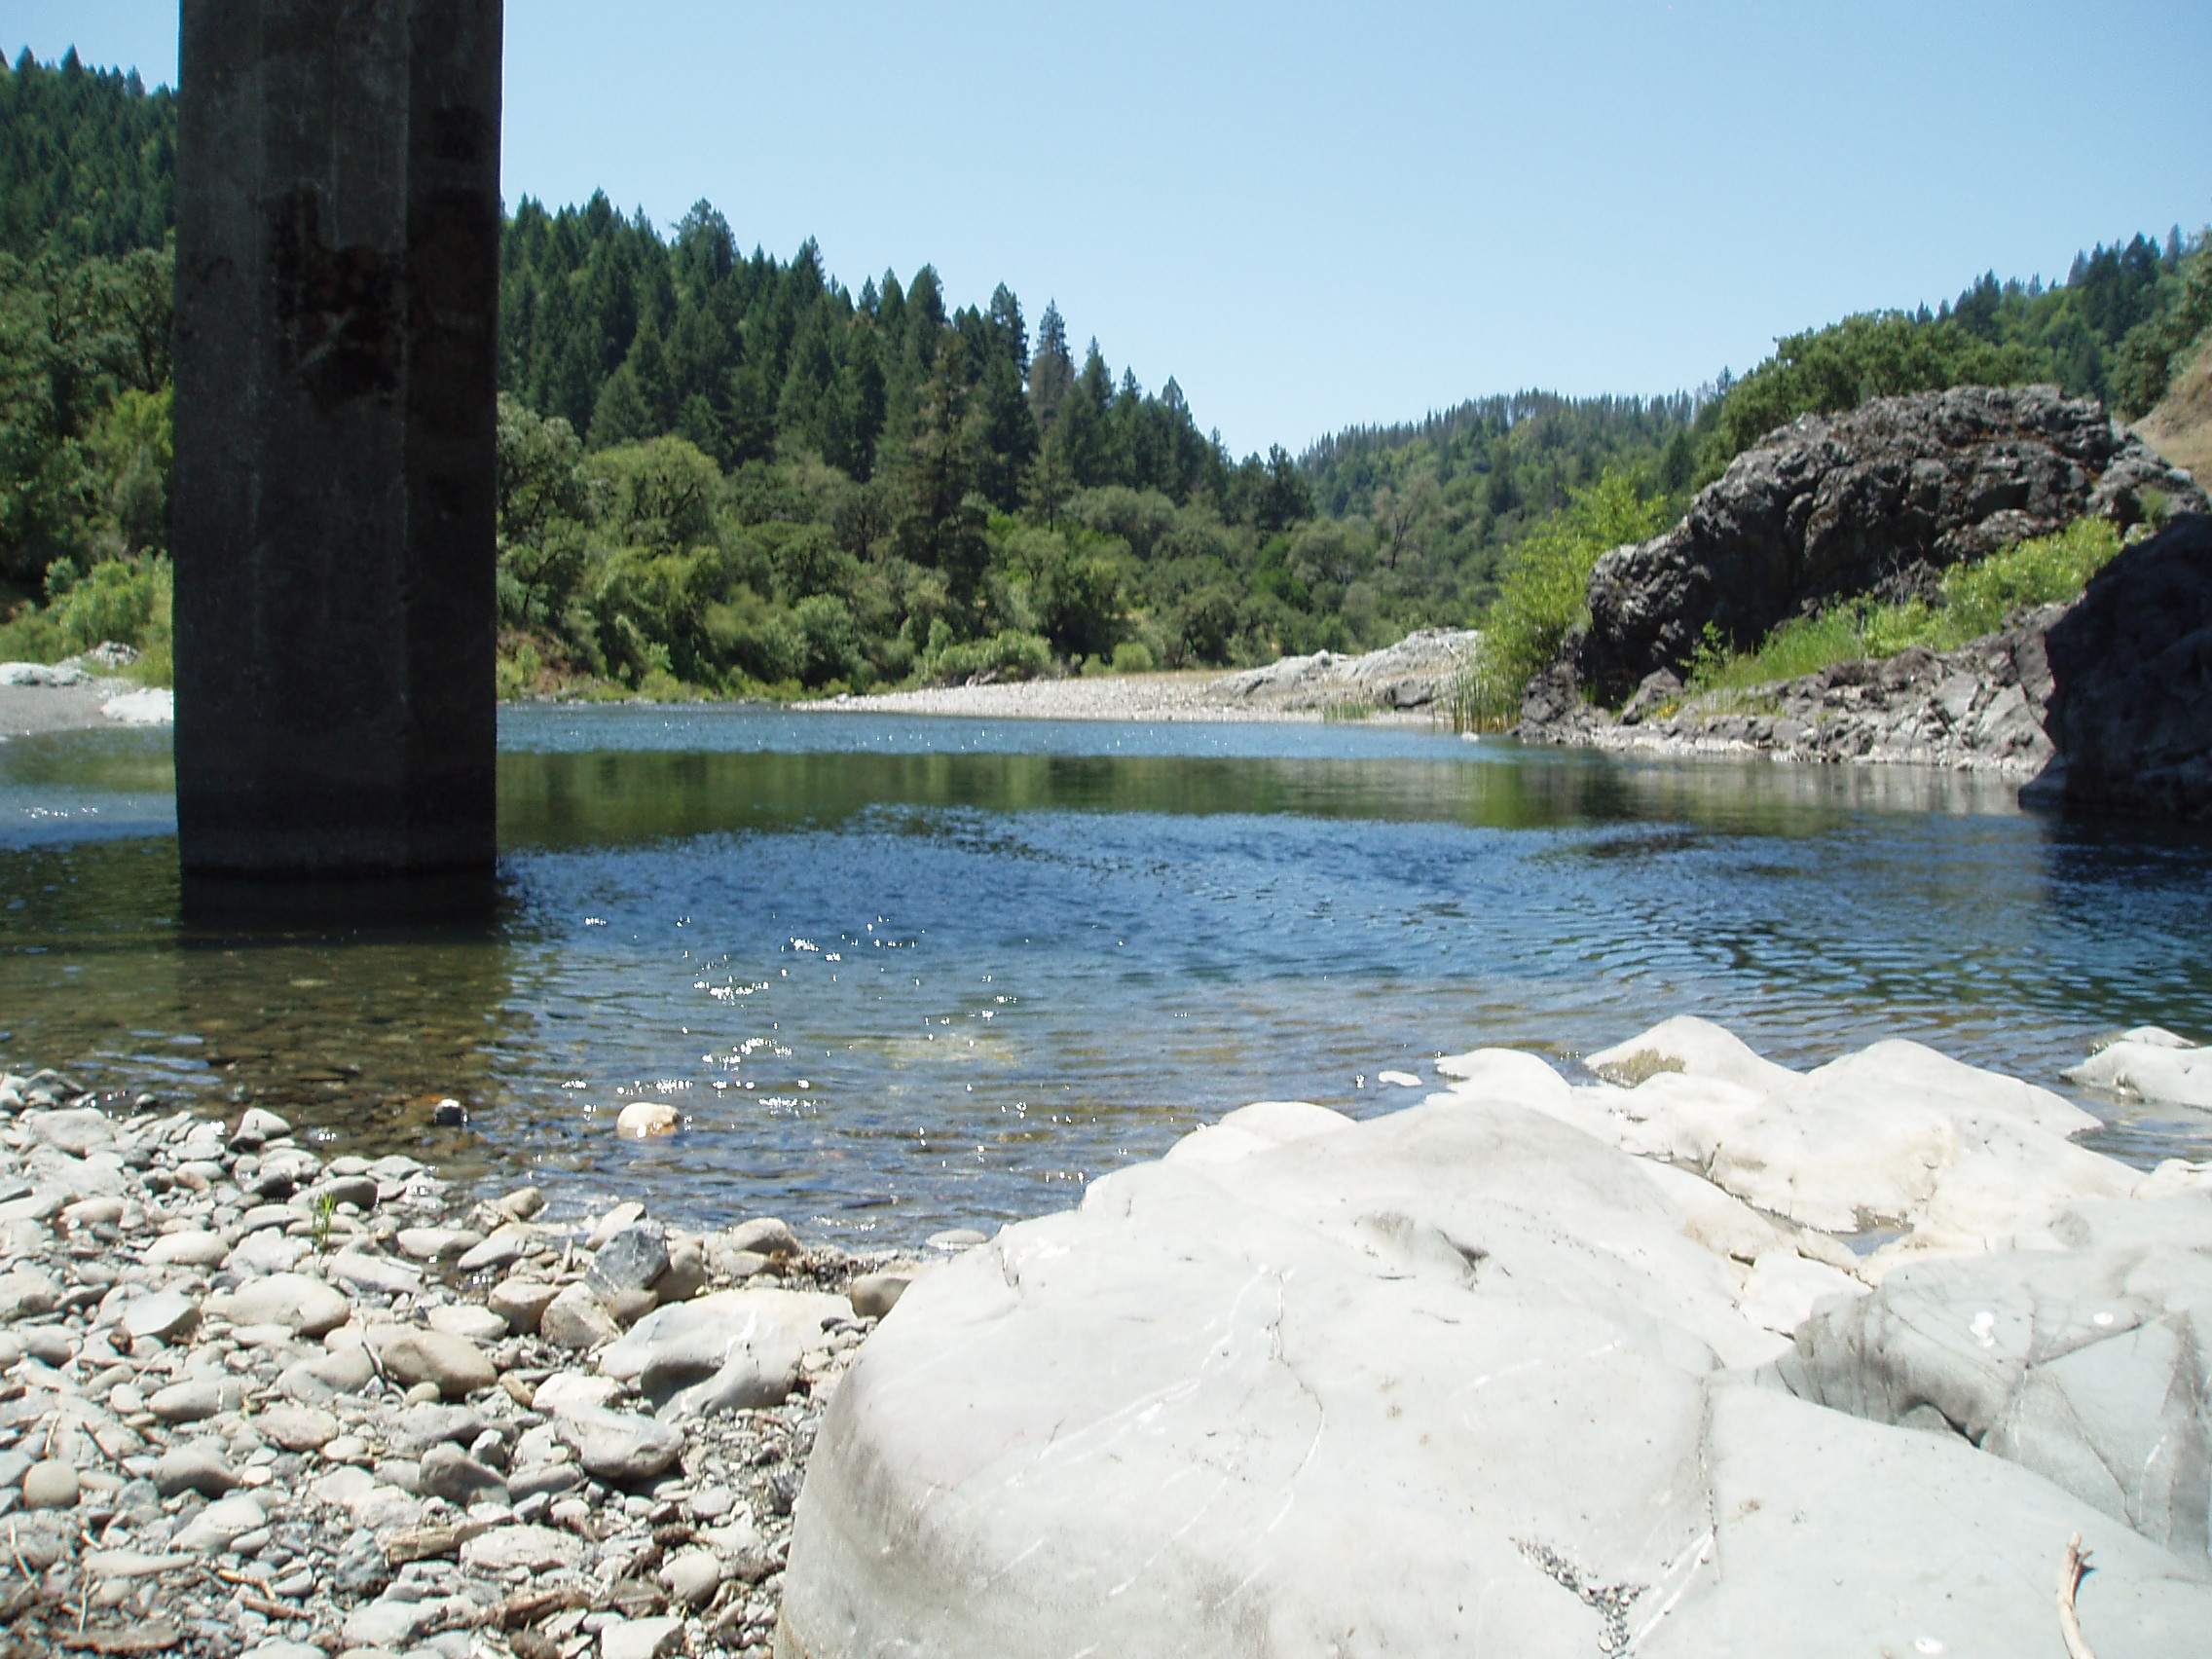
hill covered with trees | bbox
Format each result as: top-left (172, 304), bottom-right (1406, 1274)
top-left (1, 49), bottom-right (2206, 700)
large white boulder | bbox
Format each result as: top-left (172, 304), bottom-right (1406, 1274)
top-left (780, 1046), bottom-right (2212, 1658)
top-left (1640, 1382), bottom-right (2210, 1658)
top-left (782, 1144), bottom-right (1720, 1657)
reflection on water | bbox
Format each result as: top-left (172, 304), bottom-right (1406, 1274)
top-left (2, 706), bottom-right (2208, 1243)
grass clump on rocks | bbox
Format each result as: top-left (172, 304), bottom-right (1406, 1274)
top-left (1685, 517), bottom-right (2126, 696)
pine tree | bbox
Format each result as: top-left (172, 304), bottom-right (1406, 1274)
top-left (888, 334), bottom-right (988, 606)
top-left (1028, 301), bottom-right (1074, 434)
top-left (986, 283), bottom-right (1027, 372)
top-left (589, 363), bottom-right (652, 449)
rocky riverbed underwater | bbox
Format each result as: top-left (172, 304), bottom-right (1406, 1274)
top-left (0, 1015), bottom-right (2210, 1658)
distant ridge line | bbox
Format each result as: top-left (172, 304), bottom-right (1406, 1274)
top-left (1301, 387), bottom-right (1709, 471)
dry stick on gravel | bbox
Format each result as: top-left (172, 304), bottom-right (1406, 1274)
top-left (2056, 1532), bottom-right (2097, 1659)
top-left (207, 1566), bottom-right (299, 1621)
top-left (492, 1585), bottom-right (592, 1629)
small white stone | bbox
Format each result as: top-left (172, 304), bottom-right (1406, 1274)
top-left (461, 1522), bottom-right (584, 1573)
top-left (614, 1101), bottom-right (680, 1139)
top-left (426, 1302), bottom-right (509, 1344)
top-left (21, 1460), bottom-right (78, 1509)
top-left (172, 1493), bottom-right (265, 1551)
top-left (600, 1615), bottom-right (684, 1659)
top-left (145, 1230), bottom-right (229, 1267)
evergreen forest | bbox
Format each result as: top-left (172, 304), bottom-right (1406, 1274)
top-left (2, 50), bottom-right (2207, 698)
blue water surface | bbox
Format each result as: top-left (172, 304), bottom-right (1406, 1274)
top-left (3, 705), bottom-right (2208, 1243)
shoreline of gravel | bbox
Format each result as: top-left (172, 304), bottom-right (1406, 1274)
top-left (799, 669), bottom-right (1435, 723)
top-left (0, 1060), bottom-right (948, 1659)
top-left (0, 675), bottom-right (171, 741)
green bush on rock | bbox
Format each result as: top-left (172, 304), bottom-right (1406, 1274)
top-left (1685, 518), bottom-right (2125, 695)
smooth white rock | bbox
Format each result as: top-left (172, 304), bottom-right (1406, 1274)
top-left (598, 1288), bottom-right (841, 1411)
top-left (144, 1229), bottom-right (229, 1267)
top-left (1736, 1246), bottom-right (1868, 1336)
top-left (530, 1373), bottom-right (626, 1419)
top-left (211, 1272), bottom-right (350, 1337)
top-left (1159, 1099), bottom-right (1353, 1170)
top-left (172, 1493), bottom-right (265, 1551)
top-left (461, 1523), bottom-right (584, 1572)
top-left (118, 1287), bottom-right (199, 1343)
top-left (327, 1250), bottom-right (424, 1296)
top-left (599, 1616), bottom-right (683, 1659)
top-left (100, 688), bottom-right (172, 725)
top-left (2066, 1037), bottom-right (2212, 1110)
top-left (539, 1282), bottom-right (620, 1350)
top-left (782, 1060), bottom-right (2212, 1659)
top-left (1787, 1191), bottom-right (2212, 1558)
top-left (426, 1302), bottom-right (510, 1344)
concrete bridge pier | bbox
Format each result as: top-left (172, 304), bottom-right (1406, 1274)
top-left (170, 0), bottom-right (503, 895)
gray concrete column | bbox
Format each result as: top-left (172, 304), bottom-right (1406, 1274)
top-left (171, 0), bottom-right (502, 881)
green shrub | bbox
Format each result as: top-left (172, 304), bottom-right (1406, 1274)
top-left (1698, 313), bottom-right (2032, 479)
top-left (127, 637), bottom-right (171, 686)
top-left (1684, 612), bottom-right (1864, 693)
top-left (495, 638), bottom-right (543, 699)
top-left (0, 553), bottom-right (171, 678)
top-left (55, 554), bottom-right (168, 651)
top-left (0, 605), bottom-right (64, 662)
top-left (1446, 470), bottom-right (1667, 730)
top-left (792, 593), bottom-right (865, 686)
top-left (702, 588), bottom-right (803, 686)
top-left (1939, 517), bottom-right (2121, 636)
top-left (1110, 640), bottom-right (1155, 674)
top-left (930, 629), bottom-right (1051, 683)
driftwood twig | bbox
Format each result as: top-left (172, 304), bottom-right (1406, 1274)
top-left (2056, 1531), bottom-right (2096, 1659)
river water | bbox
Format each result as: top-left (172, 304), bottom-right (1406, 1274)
top-left (3, 707), bottom-right (2208, 1245)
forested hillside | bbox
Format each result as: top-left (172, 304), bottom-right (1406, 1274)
top-left (0, 49), bottom-right (172, 259)
top-left (1303, 231), bottom-right (2208, 586)
top-left (1, 50), bottom-right (2206, 700)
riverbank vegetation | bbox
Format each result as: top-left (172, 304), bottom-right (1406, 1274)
top-left (1, 51), bottom-right (2206, 702)
top-left (1441, 471), bottom-right (1670, 730)
top-left (1679, 518), bottom-right (2124, 696)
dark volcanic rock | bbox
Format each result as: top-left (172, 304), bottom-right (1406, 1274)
top-left (2035, 513), bottom-right (2212, 821)
top-left (1572, 386), bottom-right (2207, 702)
top-left (1523, 605), bottom-right (2065, 775)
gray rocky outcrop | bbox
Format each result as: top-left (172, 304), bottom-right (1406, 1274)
top-left (2032, 512), bottom-right (2212, 820)
top-left (1211, 626), bottom-right (1478, 712)
top-left (1524, 603), bottom-right (2066, 773)
top-left (1571, 385), bottom-right (2207, 702)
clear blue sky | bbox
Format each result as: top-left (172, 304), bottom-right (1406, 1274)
top-left (12, 1), bottom-right (2211, 456)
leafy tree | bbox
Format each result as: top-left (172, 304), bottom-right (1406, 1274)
top-left (2109, 240), bottom-right (2212, 416)
top-left (1697, 313), bottom-right (2032, 475)
top-left (0, 53), bottom-right (174, 259)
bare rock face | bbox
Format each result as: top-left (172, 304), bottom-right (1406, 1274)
top-left (1572, 386), bottom-right (2207, 703)
top-left (2034, 513), bottom-right (2212, 822)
